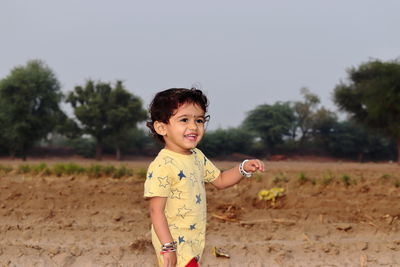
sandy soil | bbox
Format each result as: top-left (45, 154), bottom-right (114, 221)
top-left (0, 160), bottom-right (399, 267)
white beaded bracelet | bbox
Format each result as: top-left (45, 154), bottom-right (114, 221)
top-left (239, 159), bottom-right (252, 178)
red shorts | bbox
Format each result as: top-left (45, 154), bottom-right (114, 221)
top-left (185, 258), bottom-right (199, 267)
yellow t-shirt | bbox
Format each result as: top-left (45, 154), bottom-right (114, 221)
top-left (144, 148), bottom-right (220, 267)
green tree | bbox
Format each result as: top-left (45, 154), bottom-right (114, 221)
top-left (104, 127), bottom-right (158, 157)
top-left (333, 59), bottom-right (400, 163)
top-left (106, 81), bottom-right (147, 160)
top-left (310, 107), bottom-right (338, 148)
top-left (328, 120), bottom-right (395, 162)
top-left (291, 87), bottom-right (320, 143)
top-left (0, 60), bottom-right (64, 159)
top-left (198, 127), bottom-right (254, 158)
top-left (243, 102), bottom-right (295, 156)
top-left (66, 80), bottom-right (146, 160)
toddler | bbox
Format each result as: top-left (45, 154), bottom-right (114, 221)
top-left (144, 88), bottom-right (264, 267)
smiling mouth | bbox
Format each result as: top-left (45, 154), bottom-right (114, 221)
top-left (184, 134), bottom-right (198, 141)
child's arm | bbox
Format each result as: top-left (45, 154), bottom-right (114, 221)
top-left (149, 197), bottom-right (177, 267)
top-left (211, 159), bottom-right (264, 189)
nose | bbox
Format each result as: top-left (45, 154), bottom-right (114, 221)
top-left (188, 119), bottom-right (198, 130)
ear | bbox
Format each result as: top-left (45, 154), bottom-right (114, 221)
top-left (154, 121), bottom-right (167, 136)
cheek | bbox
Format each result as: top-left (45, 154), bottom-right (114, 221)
top-left (198, 129), bottom-right (205, 137)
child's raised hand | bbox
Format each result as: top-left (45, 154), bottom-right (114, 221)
top-left (243, 159), bottom-right (265, 173)
top-left (162, 251), bottom-right (177, 267)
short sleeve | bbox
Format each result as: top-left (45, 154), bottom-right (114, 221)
top-left (144, 160), bottom-right (173, 198)
top-left (195, 149), bottom-right (220, 183)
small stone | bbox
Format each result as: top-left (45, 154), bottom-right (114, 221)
top-left (70, 246), bottom-right (82, 256)
top-left (48, 247), bottom-right (60, 257)
top-left (388, 243), bottom-right (398, 251)
top-left (22, 231), bottom-right (32, 240)
top-left (113, 215), bottom-right (123, 222)
top-left (357, 242), bottom-right (368, 251)
top-left (335, 223), bottom-right (352, 231)
top-left (264, 235), bottom-right (273, 241)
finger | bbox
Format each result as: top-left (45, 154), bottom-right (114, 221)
top-left (252, 160), bottom-right (261, 170)
top-left (253, 160), bottom-right (264, 172)
top-left (259, 160), bottom-right (265, 171)
top-left (246, 160), bottom-right (257, 172)
top-left (255, 162), bottom-right (261, 171)
top-left (163, 258), bottom-right (169, 267)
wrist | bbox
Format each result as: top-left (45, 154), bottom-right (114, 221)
top-left (160, 249), bottom-right (176, 255)
top-left (239, 159), bottom-right (252, 178)
top-left (160, 241), bottom-right (177, 254)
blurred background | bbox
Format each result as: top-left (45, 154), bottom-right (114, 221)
top-left (0, 0), bottom-right (399, 162)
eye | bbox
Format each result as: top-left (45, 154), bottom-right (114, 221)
top-left (180, 118), bottom-right (189, 123)
top-left (196, 118), bottom-right (205, 124)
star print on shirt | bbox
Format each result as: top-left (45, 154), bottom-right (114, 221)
top-left (163, 156), bottom-right (174, 165)
top-left (189, 223), bottom-right (196, 230)
top-left (205, 170), bottom-right (216, 182)
top-left (196, 194), bottom-right (201, 204)
top-left (198, 231), bottom-right (206, 238)
top-left (168, 224), bottom-right (178, 230)
top-left (178, 170), bottom-right (186, 180)
top-left (194, 158), bottom-right (202, 170)
top-left (188, 172), bottom-right (196, 186)
top-left (188, 239), bottom-right (201, 250)
top-left (178, 236), bottom-right (185, 244)
top-left (158, 176), bottom-right (170, 188)
top-left (147, 171), bottom-right (153, 179)
top-left (177, 205), bottom-right (191, 219)
top-left (170, 188), bottom-right (182, 199)
top-left (145, 190), bottom-right (154, 196)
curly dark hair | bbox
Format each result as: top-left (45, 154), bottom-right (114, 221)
top-left (146, 88), bottom-right (209, 143)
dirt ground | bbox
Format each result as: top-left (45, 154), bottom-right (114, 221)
top-left (0, 159), bottom-right (399, 267)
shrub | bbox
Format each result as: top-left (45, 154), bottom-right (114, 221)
top-left (320, 170), bottom-right (336, 186)
top-left (298, 172), bottom-right (309, 185)
top-left (273, 172), bottom-right (289, 185)
top-left (52, 163), bottom-right (66, 176)
top-left (52, 163), bottom-right (85, 176)
top-left (320, 176), bottom-right (333, 186)
top-left (17, 164), bottom-right (31, 174)
top-left (253, 173), bottom-right (263, 182)
top-left (341, 174), bottom-right (352, 186)
top-left (64, 163), bottom-right (86, 175)
top-left (87, 164), bottom-right (103, 178)
top-left (113, 165), bottom-right (133, 179)
top-left (310, 178), bottom-right (317, 185)
top-left (135, 168), bottom-right (147, 179)
top-left (10, 162), bottom-right (136, 179)
top-left (0, 164), bottom-right (13, 174)
top-left (43, 167), bottom-right (52, 176)
top-left (103, 165), bottom-right (116, 176)
top-left (32, 163), bottom-right (48, 175)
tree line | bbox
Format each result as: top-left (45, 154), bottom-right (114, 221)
top-left (0, 59), bottom-right (399, 162)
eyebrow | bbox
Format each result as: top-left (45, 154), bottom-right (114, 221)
top-left (176, 114), bottom-right (205, 119)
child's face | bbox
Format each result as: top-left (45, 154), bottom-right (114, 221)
top-left (161, 102), bottom-right (206, 155)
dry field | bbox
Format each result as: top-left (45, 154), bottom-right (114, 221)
top-left (0, 158), bottom-right (399, 267)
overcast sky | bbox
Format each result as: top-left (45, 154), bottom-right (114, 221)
top-left (1, 0), bottom-right (399, 129)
